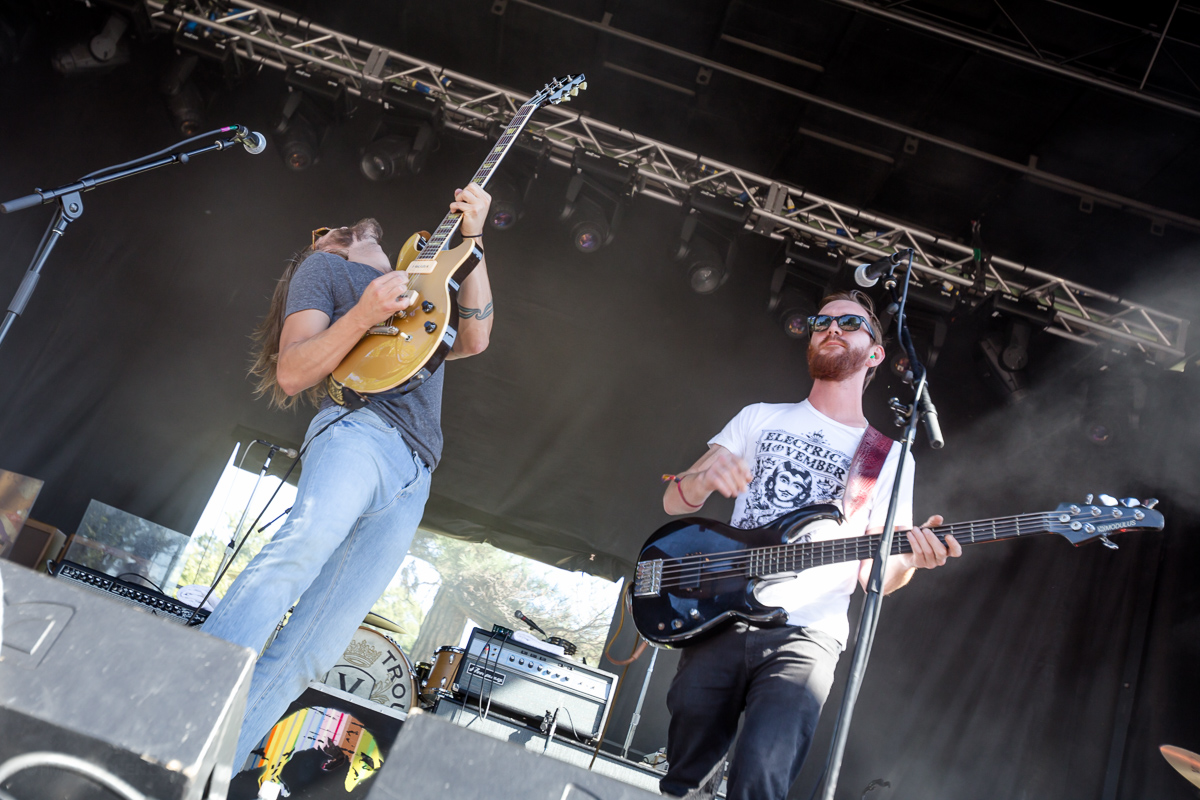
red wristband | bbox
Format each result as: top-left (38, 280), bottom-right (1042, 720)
top-left (674, 476), bottom-right (703, 509)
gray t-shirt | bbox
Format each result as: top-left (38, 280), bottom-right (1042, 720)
top-left (285, 250), bottom-right (444, 470)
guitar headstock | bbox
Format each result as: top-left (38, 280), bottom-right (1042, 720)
top-left (533, 74), bottom-right (588, 108)
top-left (1048, 496), bottom-right (1163, 547)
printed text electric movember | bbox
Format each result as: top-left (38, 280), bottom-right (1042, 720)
top-left (756, 432), bottom-right (851, 482)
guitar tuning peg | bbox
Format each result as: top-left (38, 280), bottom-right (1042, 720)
top-left (580, 81), bottom-right (588, 90)
top-left (570, 87), bottom-right (579, 96)
top-left (1119, 497), bottom-right (1140, 508)
top-left (1142, 498), bottom-right (1159, 509)
top-left (1084, 494), bottom-right (1094, 504)
top-left (1098, 494), bottom-right (1118, 506)
top-left (1099, 535), bottom-right (1119, 550)
top-left (561, 95), bottom-right (572, 102)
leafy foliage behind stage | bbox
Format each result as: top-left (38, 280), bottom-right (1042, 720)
top-left (375, 531), bottom-right (619, 666)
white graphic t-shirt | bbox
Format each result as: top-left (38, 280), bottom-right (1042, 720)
top-left (709, 399), bottom-right (914, 645)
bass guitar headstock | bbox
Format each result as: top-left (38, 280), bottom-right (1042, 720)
top-left (1048, 495), bottom-right (1163, 547)
top-left (533, 74), bottom-right (587, 108)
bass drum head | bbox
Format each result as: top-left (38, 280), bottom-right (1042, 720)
top-left (323, 625), bottom-right (417, 714)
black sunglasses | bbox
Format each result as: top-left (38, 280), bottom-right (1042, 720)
top-left (807, 314), bottom-right (876, 339)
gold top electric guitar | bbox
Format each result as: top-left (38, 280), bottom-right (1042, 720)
top-left (328, 74), bottom-right (587, 403)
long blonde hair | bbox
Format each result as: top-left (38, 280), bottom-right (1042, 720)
top-left (249, 219), bottom-right (383, 409)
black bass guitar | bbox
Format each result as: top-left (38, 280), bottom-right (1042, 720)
top-left (630, 496), bottom-right (1163, 648)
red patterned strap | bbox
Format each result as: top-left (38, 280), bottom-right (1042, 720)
top-left (842, 425), bottom-right (894, 522)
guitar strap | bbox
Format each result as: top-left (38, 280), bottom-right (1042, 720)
top-left (841, 425), bottom-right (894, 522)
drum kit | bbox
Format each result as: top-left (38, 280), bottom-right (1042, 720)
top-left (323, 615), bottom-right (477, 714)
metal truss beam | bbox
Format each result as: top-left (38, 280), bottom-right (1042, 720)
top-left (504, 0), bottom-right (1200, 236)
top-left (129, 0), bottom-right (1189, 363)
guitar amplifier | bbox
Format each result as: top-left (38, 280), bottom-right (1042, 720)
top-left (52, 560), bottom-right (210, 626)
top-left (446, 627), bottom-right (617, 743)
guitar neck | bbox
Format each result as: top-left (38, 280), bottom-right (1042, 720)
top-left (416, 104), bottom-right (539, 258)
top-left (750, 513), bottom-right (1054, 575)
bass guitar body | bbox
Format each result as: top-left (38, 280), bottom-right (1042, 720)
top-left (629, 505), bottom-right (843, 648)
top-left (329, 235), bottom-right (482, 396)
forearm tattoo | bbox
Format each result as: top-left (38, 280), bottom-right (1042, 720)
top-left (458, 302), bottom-right (494, 320)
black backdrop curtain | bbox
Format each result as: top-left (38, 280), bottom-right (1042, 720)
top-left (0, 31), bottom-right (1198, 800)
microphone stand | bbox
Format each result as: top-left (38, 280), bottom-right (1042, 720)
top-left (815, 251), bottom-right (944, 800)
top-left (0, 125), bottom-right (258, 355)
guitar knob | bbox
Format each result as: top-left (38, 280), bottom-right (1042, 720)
top-left (424, 321), bottom-right (437, 334)
top-left (421, 301), bottom-right (435, 313)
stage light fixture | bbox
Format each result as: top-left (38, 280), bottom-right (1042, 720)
top-left (684, 238), bottom-right (728, 294)
top-left (767, 263), bottom-right (817, 336)
top-left (279, 113), bottom-right (319, 171)
top-left (486, 133), bottom-right (549, 232)
top-left (360, 123), bottom-right (435, 181)
top-left (974, 294), bottom-right (1054, 402)
top-left (488, 180), bottom-right (522, 230)
top-left (272, 90), bottom-right (331, 172)
top-left (669, 188), bottom-right (750, 294)
top-left (165, 82), bottom-right (204, 136)
top-left (52, 14), bottom-right (130, 74)
top-left (569, 196), bottom-right (610, 254)
top-left (559, 148), bottom-right (637, 253)
top-left (1080, 365), bottom-right (1147, 447)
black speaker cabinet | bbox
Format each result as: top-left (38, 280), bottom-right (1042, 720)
top-left (365, 712), bottom-right (661, 800)
top-left (0, 560), bottom-right (255, 800)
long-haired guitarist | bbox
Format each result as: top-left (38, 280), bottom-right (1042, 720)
top-left (202, 184), bottom-right (493, 768)
top-left (658, 290), bottom-right (961, 800)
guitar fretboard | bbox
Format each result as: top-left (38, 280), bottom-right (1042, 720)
top-left (744, 513), bottom-right (1054, 577)
top-left (413, 104), bottom-right (538, 262)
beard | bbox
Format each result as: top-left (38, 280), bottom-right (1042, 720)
top-left (314, 218), bottom-right (384, 259)
top-left (807, 337), bottom-right (872, 382)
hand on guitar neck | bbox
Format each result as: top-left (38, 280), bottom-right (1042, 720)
top-left (868, 514), bottom-right (961, 594)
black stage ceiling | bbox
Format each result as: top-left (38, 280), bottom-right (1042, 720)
top-left (0, 1), bottom-right (1198, 798)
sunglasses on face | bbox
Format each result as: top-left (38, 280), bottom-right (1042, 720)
top-left (807, 314), bottom-right (876, 339)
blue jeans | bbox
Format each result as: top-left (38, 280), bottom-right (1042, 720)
top-left (201, 405), bottom-right (432, 766)
top-left (661, 623), bottom-right (841, 800)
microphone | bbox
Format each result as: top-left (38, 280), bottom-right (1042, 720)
top-left (514, 609), bottom-right (547, 636)
top-left (255, 438), bottom-right (298, 458)
top-left (854, 249), bottom-right (911, 288)
top-left (231, 126), bottom-right (267, 155)
top-left (917, 383), bottom-right (944, 450)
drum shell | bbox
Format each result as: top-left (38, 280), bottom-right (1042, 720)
top-left (420, 646), bottom-right (465, 704)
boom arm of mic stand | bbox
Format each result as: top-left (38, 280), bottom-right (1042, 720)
top-left (0, 133), bottom-right (248, 356)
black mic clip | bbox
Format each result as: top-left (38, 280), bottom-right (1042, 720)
top-left (854, 249), bottom-right (913, 289)
top-left (229, 125), bottom-right (267, 155)
top-left (255, 438), bottom-right (299, 459)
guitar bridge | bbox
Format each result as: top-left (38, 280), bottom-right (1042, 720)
top-left (366, 325), bottom-right (399, 336)
top-left (633, 559), bottom-right (662, 597)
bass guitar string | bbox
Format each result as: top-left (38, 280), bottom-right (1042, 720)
top-left (650, 514), bottom-right (1056, 591)
top-left (651, 513), bottom-right (1051, 575)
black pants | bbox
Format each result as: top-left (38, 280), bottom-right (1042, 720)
top-left (660, 623), bottom-right (841, 800)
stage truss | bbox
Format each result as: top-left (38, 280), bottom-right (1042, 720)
top-left (124, 0), bottom-right (1188, 364)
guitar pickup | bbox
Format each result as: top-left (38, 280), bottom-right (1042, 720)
top-left (633, 559), bottom-right (662, 597)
